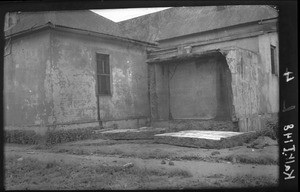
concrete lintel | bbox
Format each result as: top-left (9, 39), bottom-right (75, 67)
top-left (147, 49), bottom-right (221, 64)
top-left (219, 46), bottom-right (259, 57)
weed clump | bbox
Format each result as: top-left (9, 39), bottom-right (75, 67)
top-left (251, 120), bottom-right (278, 141)
top-left (4, 130), bottom-right (43, 145)
top-left (5, 156), bottom-right (192, 190)
top-left (5, 127), bottom-right (100, 145)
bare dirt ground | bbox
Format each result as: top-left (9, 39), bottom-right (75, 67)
top-left (4, 138), bottom-right (279, 190)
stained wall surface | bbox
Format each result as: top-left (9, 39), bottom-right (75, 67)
top-left (4, 30), bottom-right (150, 129)
top-left (151, 56), bottom-right (232, 121)
top-left (222, 32), bottom-right (279, 131)
top-left (4, 30), bottom-right (51, 126)
top-left (49, 31), bottom-right (150, 128)
top-left (149, 30), bottom-right (279, 132)
top-left (4, 8), bottom-right (278, 133)
top-left (169, 59), bottom-right (218, 119)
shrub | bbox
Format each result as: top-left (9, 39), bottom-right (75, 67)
top-left (256, 120), bottom-right (278, 140)
top-left (5, 127), bottom-right (100, 145)
top-left (4, 130), bottom-right (43, 145)
top-left (45, 128), bottom-right (96, 144)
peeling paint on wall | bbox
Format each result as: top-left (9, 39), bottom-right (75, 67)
top-left (51, 36), bottom-right (98, 124)
top-left (45, 31), bottom-right (150, 128)
top-left (97, 46), bottom-right (149, 124)
top-left (223, 47), bottom-right (277, 131)
top-left (148, 64), bottom-right (159, 120)
top-left (4, 31), bottom-right (51, 126)
top-left (4, 16), bottom-right (278, 132)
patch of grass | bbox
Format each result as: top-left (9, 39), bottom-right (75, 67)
top-left (222, 174), bottom-right (278, 187)
top-left (5, 155), bottom-right (192, 190)
top-left (4, 130), bottom-right (43, 145)
top-left (179, 155), bottom-right (208, 161)
top-left (50, 145), bottom-right (211, 162)
top-left (50, 147), bottom-right (92, 156)
top-left (69, 140), bottom-right (119, 146)
top-left (250, 120), bottom-right (278, 141)
top-left (45, 127), bottom-right (99, 144)
top-left (140, 151), bottom-right (174, 160)
top-left (145, 168), bottom-right (192, 178)
top-left (220, 154), bottom-right (278, 165)
top-left (265, 121), bottom-right (279, 140)
top-left (206, 174), bottom-right (225, 179)
top-left (5, 127), bottom-right (101, 146)
top-left (31, 143), bottom-right (53, 150)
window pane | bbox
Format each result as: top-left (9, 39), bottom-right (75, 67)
top-left (106, 76), bottom-right (110, 93)
top-left (96, 54), bottom-right (110, 94)
top-left (104, 57), bottom-right (110, 74)
top-left (100, 76), bottom-right (107, 94)
top-left (97, 76), bottom-right (102, 94)
top-left (270, 46), bottom-right (276, 74)
top-left (97, 60), bottom-right (103, 74)
top-left (96, 54), bottom-right (103, 61)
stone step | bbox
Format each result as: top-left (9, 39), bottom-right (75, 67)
top-left (151, 119), bottom-right (238, 132)
top-left (100, 127), bottom-right (167, 140)
top-left (154, 130), bottom-right (256, 149)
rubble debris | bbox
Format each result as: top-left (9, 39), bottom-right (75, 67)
top-left (248, 136), bottom-right (278, 149)
top-left (211, 151), bottom-right (220, 156)
top-left (123, 163), bottom-right (134, 168)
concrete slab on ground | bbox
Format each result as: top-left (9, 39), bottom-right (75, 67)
top-left (154, 130), bottom-right (256, 149)
top-left (100, 127), bottom-right (167, 140)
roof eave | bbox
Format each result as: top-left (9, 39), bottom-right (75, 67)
top-left (5, 23), bottom-right (158, 47)
top-left (158, 17), bottom-right (278, 42)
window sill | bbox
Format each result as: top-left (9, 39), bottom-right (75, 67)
top-left (98, 94), bottom-right (112, 97)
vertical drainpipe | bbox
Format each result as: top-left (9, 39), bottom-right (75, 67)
top-left (147, 63), bottom-right (152, 126)
top-left (167, 64), bottom-right (170, 120)
top-left (95, 54), bottom-right (102, 128)
top-left (49, 27), bottom-right (55, 130)
top-left (167, 63), bottom-right (172, 130)
top-left (97, 94), bottom-right (102, 128)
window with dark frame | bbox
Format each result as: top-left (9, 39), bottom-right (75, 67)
top-left (96, 53), bottom-right (111, 95)
top-left (270, 45), bottom-right (277, 75)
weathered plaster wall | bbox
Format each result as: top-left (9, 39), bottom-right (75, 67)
top-left (154, 64), bottom-right (169, 120)
top-left (169, 59), bottom-right (218, 119)
top-left (258, 32), bottom-right (279, 113)
top-left (151, 56), bottom-right (232, 121)
top-left (49, 31), bottom-right (98, 124)
top-left (158, 23), bottom-right (264, 50)
top-left (50, 31), bottom-right (150, 128)
top-left (149, 31), bottom-right (278, 132)
top-left (148, 64), bottom-right (158, 121)
top-left (120, 6), bottom-right (277, 44)
top-left (222, 39), bottom-right (278, 132)
top-left (4, 30), bottom-right (51, 127)
top-left (223, 49), bottom-right (261, 131)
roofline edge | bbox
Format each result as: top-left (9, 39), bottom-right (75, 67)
top-left (5, 23), bottom-right (158, 47)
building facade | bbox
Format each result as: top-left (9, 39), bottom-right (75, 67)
top-left (4, 6), bottom-right (279, 134)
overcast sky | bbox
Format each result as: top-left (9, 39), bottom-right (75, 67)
top-left (91, 7), bottom-right (170, 22)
